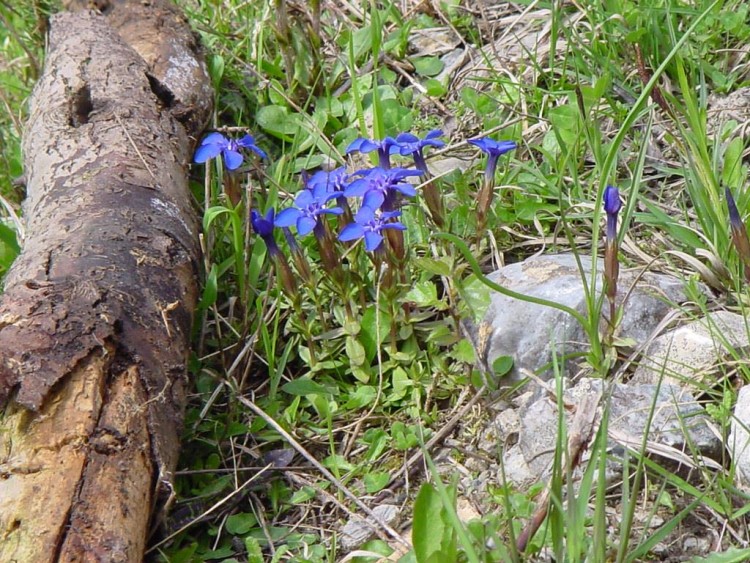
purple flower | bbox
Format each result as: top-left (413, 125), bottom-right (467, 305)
top-left (275, 183), bottom-right (344, 236)
top-left (344, 167), bottom-right (423, 211)
top-left (603, 185), bottom-right (621, 240)
top-left (395, 130), bottom-right (445, 173)
top-left (468, 137), bottom-right (517, 183)
top-left (194, 132), bottom-right (267, 170)
top-left (307, 167), bottom-right (350, 193)
top-left (251, 208), bottom-right (280, 256)
top-left (346, 136), bottom-right (401, 169)
top-left (339, 207), bottom-right (406, 252)
top-left (727, 187), bottom-right (744, 233)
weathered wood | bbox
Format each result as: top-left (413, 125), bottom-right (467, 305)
top-left (0, 2), bottom-right (212, 560)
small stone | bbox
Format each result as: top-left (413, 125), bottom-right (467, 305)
top-left (507, 378), bottom-right (720, 487)
top-left (501, 443), bottom-right (535, 489)
top-left (338, 504), bottom-right (399, 551)
top-left (682, 535), bottom-right (710, 553)
top-left (730, 386), bottom-right (750, 492)
top-left (631, 311), bottom-right (750, 389)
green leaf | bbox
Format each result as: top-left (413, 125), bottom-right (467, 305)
top-left (345, 335), bottom-right (367, 367)
top-left (379, 97), bottom-right (412, 134)
top-left (362, 428), bottom-right (389, 460)
top-left (245, 537), bottom-right (263, 563)
top-left (461, 274), bottom-right (492, 319)
top-left (0, 223), bottom-right (19, 273)
top-left (197, 264), bottom-right (218, 310)
top-left (207, 54), bottom-right (225, 89)
top-left (392, 421), bottom-right (419, 450)
top-left (371, 3), bottom-right (382, 61)
top-left (411, 56), bottom-right (444, 77)
top-left (225, 512), bottom-right (258, 535)
top-left (281, 377), bottom-right (334, 397)
top-left (201, 546), bottom-right (235, 559)
top-left (690, 548), bottom-right (750, 563)
top-left (413, 483), bottom-right (449, 563)
top-left (256, 105), bottom-right (299, 138)
top-left (491, 355), bottom-right (513, 377)
top-left (403, 280), bottom-right (438, 307)
top-left (351, 364), bottom-right (372, 383)
top-left (424, 78), bottom-right (447, 97)
top-left (364, 471), bottom-right (391, 493)
top-left (548, 103), bottom-right (581, 150)
top-left (722, 136), bottom-right (744, 188)
top-left (322, 454), bottom-right (355, 472)
top-left (359, 306), bottom-right (391, 362)
top-left (390, 367), bottom-right (412, 400)
top-left (413, 257), bottom-right (452, 277)
top-left (290, 486), bottom-right (316, 504)
top-left (344, 385), bottom-right (376, 409)
top-left (449, 339), bottom-right (476, 363)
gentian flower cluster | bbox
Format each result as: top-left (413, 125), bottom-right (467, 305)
top-left (194, 128), bottom-right (526, 296)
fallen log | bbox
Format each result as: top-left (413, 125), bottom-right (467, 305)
top-left (0, 1), bottom-right (212, 560)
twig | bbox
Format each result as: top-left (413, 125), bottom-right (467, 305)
top-left (374, 384), bottom-right (487, 503)
top-left (146, 466), bottom-right (272, 553)
top-left (237, 396), bottom-right (411, 549)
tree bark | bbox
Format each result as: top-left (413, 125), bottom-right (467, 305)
top-left (0, 2), bottom-right (212, 560)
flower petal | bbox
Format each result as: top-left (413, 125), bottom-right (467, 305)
top-left (339, 223), bottom-right (364, 242)
top-left (346, 137), bottom-right (379, 154)
top-left (363, 231), bottom-right (384, 252)
top-left (381, 221), bottom-right (407, 232)
top-left (193, 142), bottom-right (224, 163)
top-left (297, 215), bottom-right (317, 236)
top-left (395, 132), bottom-right (419, 144)
top-left (274, 208), bottom-right (301, 227)
top-left (343, 179), bottom-right (370, 198)
top-left (223, 150), bottom-right (244, 170)
top-left (294, 189), bottom-right (315, 208)
top-left (362, 190), bottom-right (385, 210)
top-left (319, 207), bottom-right (344, 216)
top-left (200, 132), bottom-right (229, 147)
top-left (394, 183), bottom-right (417, 198)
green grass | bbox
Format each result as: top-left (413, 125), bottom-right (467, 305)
top-left (5, 0), bottom-right (750, 561)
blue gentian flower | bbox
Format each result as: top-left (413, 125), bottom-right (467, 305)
top-left (346, 136), bottom-right (401, 169)
top-left (307, 166), bottom-right (350, 193)
top-left (194, 132), bottom-right (267, 170)
top-left (468, 137), bottom-right (517, 183)
top-left (603, 185), bottom-right (621, 240)
top-left (395, 130), bottom-right (445, 173)
top-left (339, 207), bottom-right (406, 252)
top-left (251, 208), bottom-right (299, 296)
top-left (250, 208), bottom-right (280, 256)
top-left (601, 185), bottom-right (622, 316)
top-left (275, 183), bottom-right (344, 236)
top-left (727, 187), bottom-right (745, 234)
top-left (344, 167), bottom-right (423, 211)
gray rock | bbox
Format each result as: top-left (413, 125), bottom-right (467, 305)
top-left (338, 503), bottom-right (400, 551)
top-left (505, 378), bottom-right (721, 487)
top-left (729, 386), bottom-right (750, 492)
top-left (481, 254), bottom-right (691, 382)
top-left (631, 310), bottom-right (750, 389)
